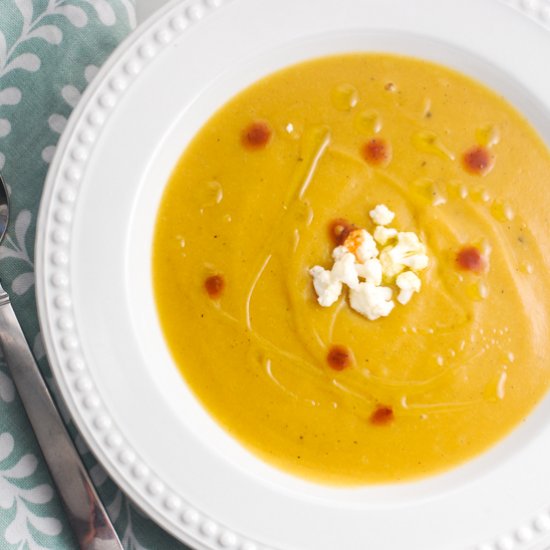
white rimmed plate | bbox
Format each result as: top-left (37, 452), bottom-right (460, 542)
top-left (36, 0), bottom-right (550, 549)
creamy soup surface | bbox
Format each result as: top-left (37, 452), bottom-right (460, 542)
top-left (153, 54), bottom-right (550, 484)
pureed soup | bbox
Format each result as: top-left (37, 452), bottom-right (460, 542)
top-left (153, 54), bottom-right (550, 484)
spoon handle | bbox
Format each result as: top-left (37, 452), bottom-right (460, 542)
top-left (0, 285), bottom-right (123, 550)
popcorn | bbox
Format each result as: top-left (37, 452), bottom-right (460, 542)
top-left (396, 271), bottom-right (422, 305)
top-left (309, 204), bottom-right (428, 320)
top-left (374, 225), bottom-right (398, 245)
top-left (344, 229), bottom-right (378, 262)
top-left (369, 204), bottom-right (395, 226)
top-left (332, 245), bottom-right (349, 261)
top-left (380, 232), bottom-right (429, 278)
top-left (331, 252), bottom-right (360, 290)
top-left (309, 251), bottom-right (359, 307)
top-left (349, 283), bottom-right (394, 320)
top-left (309, 266), bottom-right (342, 307)
top-left (356, 258), bottom-right (383, 286)
top-left (404, 254), bottom-right (429, 271)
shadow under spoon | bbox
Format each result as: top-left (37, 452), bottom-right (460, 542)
top-left (0, 173), bottom-right (123, 550)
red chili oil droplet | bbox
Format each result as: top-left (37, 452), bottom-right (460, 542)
top-left (328, 218), bottom-right (355, 246)
top-left (456, 246), bottom-right (485, 273)
top-left (361, 138), bottom-right (392, 166)
top-left (204, 274), bottom-right (225, 298)
top-left (462, 146), bottom-right (494, 175)
top-left (370, 405), bottom-right (394, 426)
top-left (327, 345), bottom-right (352, 371)
top-left (241, 121), bottom-right (272, 149)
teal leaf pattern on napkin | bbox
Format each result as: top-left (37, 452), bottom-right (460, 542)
top-left (0, 1), bottom-right (190, 548)
top-left (0, 434), bottom-right (62, 549)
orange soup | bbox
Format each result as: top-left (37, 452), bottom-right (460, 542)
top-left (153, 54), bottom-right (550, 484)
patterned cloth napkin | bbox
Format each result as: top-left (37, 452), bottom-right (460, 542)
top-left (0, 1), bottom-right (188, 548)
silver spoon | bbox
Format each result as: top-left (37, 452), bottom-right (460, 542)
top-left (0, 173), bottom-right (123, 550)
